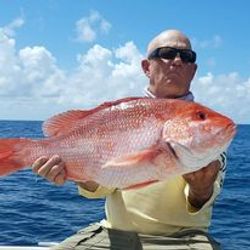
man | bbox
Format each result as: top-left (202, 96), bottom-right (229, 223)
top-left (32, 29), bottom-right (226, 249)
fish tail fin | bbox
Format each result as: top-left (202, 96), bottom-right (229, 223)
top-left (0, 138), bottom-right (33, 176)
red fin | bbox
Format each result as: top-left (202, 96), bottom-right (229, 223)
top-left (123, 180), bottom-right (159, 190)
top-left (42, 110), bottom-right (90, 137)
top-left (102, 146), bottom-right (163, 170)
top-left (0, 139), bottom-right (31, 176)
top-left (43, 96), bottom-right (143, 137)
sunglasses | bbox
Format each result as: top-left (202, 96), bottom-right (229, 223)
top-left (148, 46), bottom-right (196, 63)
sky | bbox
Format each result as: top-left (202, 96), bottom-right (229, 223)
top-left (0, 0), bottom-right (250, 124)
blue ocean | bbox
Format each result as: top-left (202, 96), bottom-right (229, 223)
top-left (0, 121), bottom-right (249, 249)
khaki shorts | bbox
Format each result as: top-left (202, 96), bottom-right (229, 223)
top-left (51, 223), bottom-right (221, 250)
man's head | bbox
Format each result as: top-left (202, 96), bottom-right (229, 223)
top-left (141, 29), bottom-right (197, 98)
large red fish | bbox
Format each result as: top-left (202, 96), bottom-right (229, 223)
top-left (0, 97), bottom-right (236, 189)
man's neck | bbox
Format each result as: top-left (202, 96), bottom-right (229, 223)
top-left (144, 87), bottom-right (194, 102)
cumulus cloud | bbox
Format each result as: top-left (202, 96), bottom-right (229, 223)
top-left (0, 29), bottom-right (145, 120)
top-left (0, 33), bottom-right (65, 99)
top-left (62, 41), bottom-right (144, 106)
top-left (0, 22), bottom-right (249, 124)
top-left (1, 17), bottom-right (25, 37)
top-left (75, 10), bottom-right (111, 42)
top-left (192, 72), bottom-right (250, 124)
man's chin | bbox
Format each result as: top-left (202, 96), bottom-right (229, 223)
top-left (165, 77), bottom-right (181, 85)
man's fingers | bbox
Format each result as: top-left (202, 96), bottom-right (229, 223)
top-left (31, 155), bottom-right (67, 185)
top-left (54, 168), bottom-right (66, 186)
top-left (47, 162), bottom-right (65, 183)
top-left (35, 155), bottom-right (61, 178)
top-left (32, 156), bottom-right (49, 173)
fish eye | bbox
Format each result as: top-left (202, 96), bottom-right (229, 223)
top-left (196, 111), bottom-right (207, 120)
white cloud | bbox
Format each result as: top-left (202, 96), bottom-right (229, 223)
top-left (0, 30), bottom-right (66, 100)
top-left (192, 72), bottom-right (250, 124)
top-left (0, 25), bottom-right (249, 124)
top-left (1, 17), bottom-right (25, 37)
top-left (19, 47), bottom-right (66, 98)
top-left (0, 30), bottom-right (145, 120)
top-left (75, 19), bottom-right (96, 42)
top-left (100, 19), bottom-right (112, 34)
top-left (64, 41), bottom-right (144, 105)
top-left (192, 35), bottom-right (223, 49)
top-left (75, 10), bottom-right (111, 43)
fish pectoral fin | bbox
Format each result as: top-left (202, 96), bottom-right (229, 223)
top-left (102, 147), bottom-right (163, 170)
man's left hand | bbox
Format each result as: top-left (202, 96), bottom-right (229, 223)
top-left (183, 160), bottom-right (221, 209)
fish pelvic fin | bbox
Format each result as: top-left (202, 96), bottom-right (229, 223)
top-left (42, 97), bottom-right (143, 137)
top-left (0, 138), bottom-right (32, 176)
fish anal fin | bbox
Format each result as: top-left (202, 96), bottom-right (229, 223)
top-left (123, 180), bottom-right (159, 190)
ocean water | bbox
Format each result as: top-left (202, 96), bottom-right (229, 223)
top-left (0, 121), bottom-right (249, 249)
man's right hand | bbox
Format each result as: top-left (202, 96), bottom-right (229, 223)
top-left (32, 155), bottom-right (66, 185)
top-left (32, 155), bottom-right (100, 192)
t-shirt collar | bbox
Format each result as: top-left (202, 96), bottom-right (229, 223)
top-left (144, 87), bottom-right (194, 102)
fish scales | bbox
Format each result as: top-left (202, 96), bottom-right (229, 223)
top-left (0, 97), bottom-right (236, 189)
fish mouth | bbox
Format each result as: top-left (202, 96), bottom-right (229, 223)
top-left (216, 123), bottom-right (237, 140)
top-left (226, 123), bottom-right (237, 136)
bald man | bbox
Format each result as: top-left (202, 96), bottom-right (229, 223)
top-left (33, 29), bottom-right (225, 250)
top-left (142, 29), bottom-right (197, 98)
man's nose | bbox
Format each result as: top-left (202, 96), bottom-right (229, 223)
top-left (172, 52), bottom-right (182, 65)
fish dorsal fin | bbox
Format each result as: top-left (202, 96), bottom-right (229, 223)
top-left (42, 110), bottom-right (91, 137)
top-left (43, 96), bottom-right (143, 137)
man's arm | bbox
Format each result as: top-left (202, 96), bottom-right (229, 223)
top-left (183, 160), bottom-right (221, 209)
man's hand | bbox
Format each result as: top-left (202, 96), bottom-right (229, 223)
top-left (32, 155), bottom-right (100, 191)
top-left (32, 155), bottom-right (66, 185)
top-left (183, 160), bottom-right (221, 209)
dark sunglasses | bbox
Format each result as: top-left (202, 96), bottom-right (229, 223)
top-left (148, 46), bottom-right (196, 63)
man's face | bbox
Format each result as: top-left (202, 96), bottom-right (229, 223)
top-left (142, 31), bottom-right (197, 98)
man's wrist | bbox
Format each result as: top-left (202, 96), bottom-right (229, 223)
top-left (188, 186), bottom-right (213, 209)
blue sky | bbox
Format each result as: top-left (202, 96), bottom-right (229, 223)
top-left (0, 0), bottom-right (250, 123)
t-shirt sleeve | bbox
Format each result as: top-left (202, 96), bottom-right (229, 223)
top-left (184, 152), bottom-right (227, 214)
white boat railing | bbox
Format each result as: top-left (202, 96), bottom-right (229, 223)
top-left (0, 242), bottom-right (58, 250)
top-left (0, 247), bottom-right (49, 250)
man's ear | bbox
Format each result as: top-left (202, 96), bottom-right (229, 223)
top-left (191, 63), bottom-right (198, 80)
top-left (141, 59), bottom-right (151, 78)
